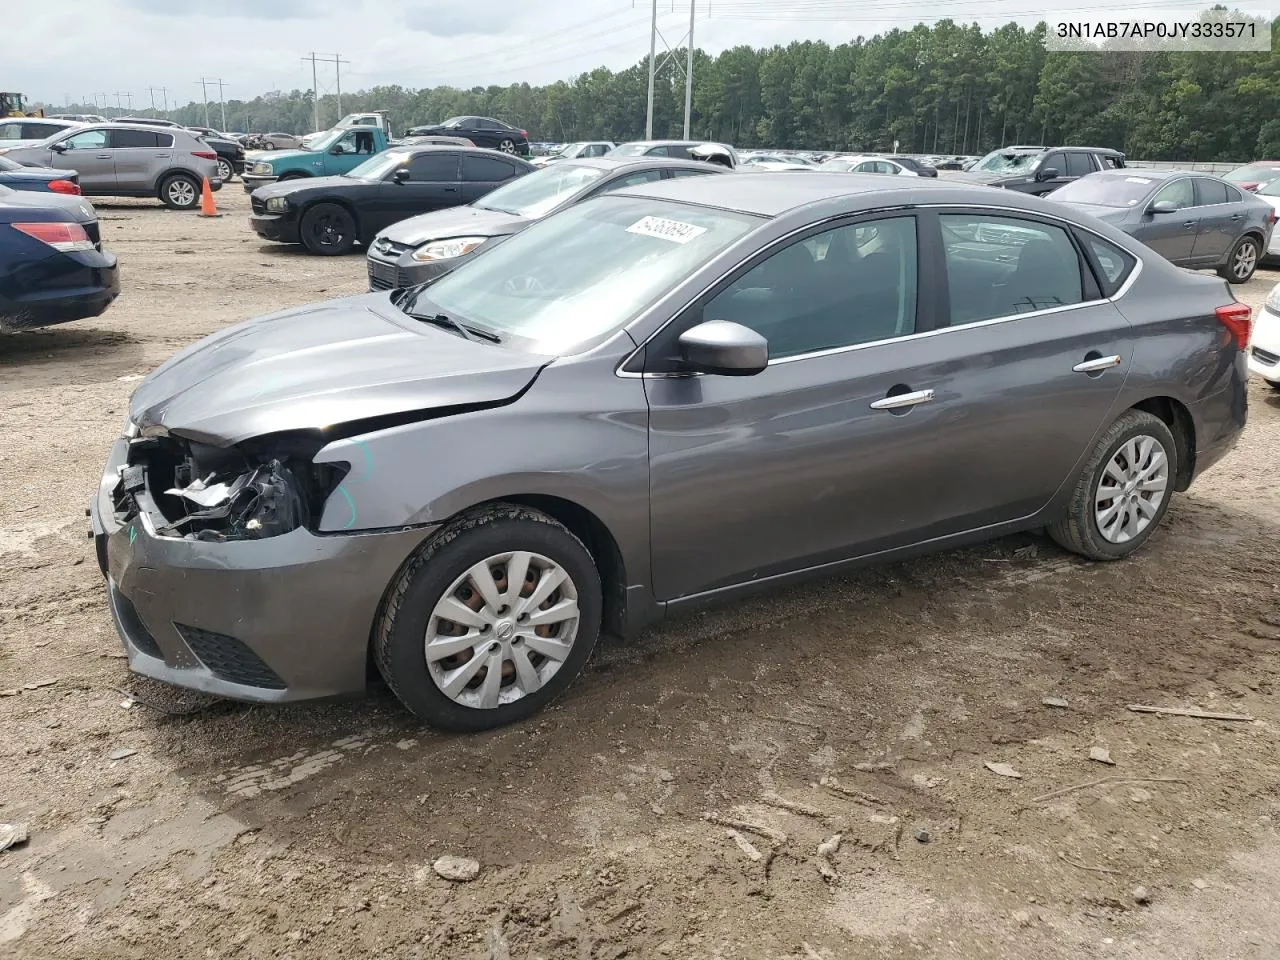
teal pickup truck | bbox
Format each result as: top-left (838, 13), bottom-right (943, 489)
top-left (241, 126), bottom-right (391, 193)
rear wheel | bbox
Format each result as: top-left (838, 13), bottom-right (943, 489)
top-left (1219, 235), bottom-right (1260, 283)
top-left (215, 157), bottom-right (234, 182)
top-left (159, 173), bottom-right (200, 210)
top-left (375, 505), bottom-right (602, 731)
top-left (498, 137), bottom-right (516, 154)
top-left (1049, 410), bottom-right (1177, 560)
top-left (299, 202), bottom-right (357, 255)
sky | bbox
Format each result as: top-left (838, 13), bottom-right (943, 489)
top-left (13, 0), bottom-right (1235, 111)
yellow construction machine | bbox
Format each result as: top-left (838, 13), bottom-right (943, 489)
top-left (1, 93), bottom-right (44, 118)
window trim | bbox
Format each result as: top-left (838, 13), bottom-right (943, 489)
top-left (615, 200), bottom-right (1144, 380)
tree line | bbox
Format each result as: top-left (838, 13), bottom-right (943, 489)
top-left (58, 17), bottom-right (1280, 161)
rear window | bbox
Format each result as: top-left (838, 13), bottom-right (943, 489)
top-left (1194, 178), bottom-right (1230, 206)
top-left (110, 129), bottom-right (167, 148)
top-left (1081, 234), bottom-right (1137, 297)
top-left (463, 155), bottom-right (520, 182)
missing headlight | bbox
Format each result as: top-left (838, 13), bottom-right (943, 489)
top-left (141, 432), bottom-right (348, 541)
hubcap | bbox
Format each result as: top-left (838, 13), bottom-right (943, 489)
top-left (1234, 241), bottom-right (1257, 279)
top-left (312, 214), bottom-right (345, 247)
top-left (217, 160), bottom-right (231, 179)
top-left (1094, 434), bottom-right (1169, 544)
top-left (499, 140), bottom-right (515, 154)
top-left (424, 551), bottom-right (580, 710)
top-left (169, 180), bottom-right (195, 205)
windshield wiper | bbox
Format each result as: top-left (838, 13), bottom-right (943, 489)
top-left (408, 308), bottom-right (502, 344)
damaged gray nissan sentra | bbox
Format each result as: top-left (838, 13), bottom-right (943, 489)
top-left (91, 173), bottom-right (1248, 731)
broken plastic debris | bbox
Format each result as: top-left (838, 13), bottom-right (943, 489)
top-left (1089, 746), bottom-right (1116, 766)
top-left (984, 761), bottom-right (1023, 779)
top-left (108, 747), bottom-right (137, 761)
top-left (0, 823), bottom-right (29, 853)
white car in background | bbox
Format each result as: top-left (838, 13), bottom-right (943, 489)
top-left (819, 155), bottom-right (922, 176)
top-left (740, 153), bottom-right (817, 172)
top-left (1249, 282), bottom-right (1280, 389)
top-left (1253, 180), bottom-right (1280, 260)
top-left (532, 141), bottom-right (615, 167)
top-left (0, 117), bottom-right (82, 151)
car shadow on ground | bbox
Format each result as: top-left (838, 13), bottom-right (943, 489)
top-left (0, 326), bottom-right (143, 372)
top-left (254, 243), bottom-right (368, 258)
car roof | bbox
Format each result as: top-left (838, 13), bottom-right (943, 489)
top-left (399, 145), bottom-right (529, 159)
top-left (612, 170), bottom-right (1089, 218)
top-left (561, 156), bottom-right (721, 173)
top-left (1085, 168), bottom-right (1218, 181)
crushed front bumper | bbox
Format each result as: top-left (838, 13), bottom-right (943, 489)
top-left (90, 436), bottom-right (433, 703)
top-left (241, 174), bottom-right (278, 194)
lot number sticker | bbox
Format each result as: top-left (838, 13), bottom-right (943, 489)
top-left (626, 216), bottom-right (707, 244)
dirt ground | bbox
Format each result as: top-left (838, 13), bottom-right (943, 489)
top-left (2, 188), bottom-right (1279, 960)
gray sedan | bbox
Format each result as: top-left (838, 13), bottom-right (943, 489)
top-left (92, 174), bottom-right (1248, 731)
top-left (1048, 169), bottom-right (1275, 282)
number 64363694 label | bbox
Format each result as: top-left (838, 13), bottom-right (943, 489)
top-left (625, 216), bottom-right (708, 244)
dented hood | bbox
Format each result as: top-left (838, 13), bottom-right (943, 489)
top-left (129, 293), bottom-right (551, 446)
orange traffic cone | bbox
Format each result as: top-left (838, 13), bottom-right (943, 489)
top-left (199, 177), bottom-right (219, 217)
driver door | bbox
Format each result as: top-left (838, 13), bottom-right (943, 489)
top-left (47, 128), bottom-right (116, 191)
top-left (372, 152), bottom-right (461, 234)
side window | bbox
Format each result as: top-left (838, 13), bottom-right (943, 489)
top-left (1194, 178), bottom-right (1229, 206)
top-left (702, 216), bottom-right (918, 360)
top-left (1065, 152), bottom-right (1096, 177)
top-left (940, 214), bottom-right (1084, 325)
top-left (62, 130), bottom-right (109, 150)
top-left (24, 122), bottom-right (63, 139)
top-left (605, 169), bottom-right (663, 191)
top-left (463, 155), bottom-right (519, 182)
top-left (1081, 234), bottom-right (1137, 297)
top-left (586, 144), bottom-right (608, 157)
top-left (646, 146), bottom-right (671, 157)
top-left (331, 130), bottom-right (360, 153)
top-left (669, 168), bottom-right (711, 179)
top-left (408, 153), bottom-right (458, 180)
top-left (1101, 155), bottom-right (1124, 169)
top-left (0, 124), bottom-right (23, 141)
top-left (854, 161), bottom-right (877, 173)
top-left (1041, 152), bottom-right (1067, 176)
top-left (1152, 178), bottom-right (1194, 210)
top-left (109, 129), bottom-right (162, 148)
top-left (157, 133), bottom-right (175, 148)
top-left (1225, 183), bottom-right (1244, 203)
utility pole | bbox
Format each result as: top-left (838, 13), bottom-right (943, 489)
top-left (305, 53), bottom-right (320, 132)
top-left (209, 78), bottom-right (229, 130)
top-left (334, 54), bottom-right (343, 119)
top-left (683, 0), bottom-right (695, 139)
top-left (302, 54), bottom-right (349, 129)
top-left (198, 78), bottom-right (211, 126)
top-left (148, 86), bottom-right (168, 116)
top-left (645, 0), bottom-right (657, 139)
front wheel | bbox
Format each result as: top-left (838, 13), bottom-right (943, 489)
top-left (160, 173), bottom-right (200, 210)
top-left (1219, 235), bottom-right (1260, 284)
top-left (497, 138), bottom-right (516, 154)
top-left (215, 157), bottom-right (234, 182)
top-left (298, 202), bottom-right (357, 255)
top-left (375, 504), bottom-right (602, 731)
top-left (1048, 410), bottom-right (1177, 561)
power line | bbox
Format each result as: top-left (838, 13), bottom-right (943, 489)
top-left (148, 86), bottom-right (169, 115)
top-left (302, 53), bottom-right (349, 129)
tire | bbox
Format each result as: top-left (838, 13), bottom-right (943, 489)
top-left (1048, 410), bottom-right (1178, 561)
top-left (215, 157), bottom-right (234, 182)
top-left (497, 137), bottom-right (516, 154)
top-left (159, 173), bottom-right (200, 210)
top-left (298, 202), bottom-right (357, 255)
top-left (1219, 235), bottom-right (1261, 284)
top-left (277, 173), bottom-right (307, 182)
top-left (375, 504), bottom-right (602, 731)
top-left (1267, 380), bottom-right (1280, 391)
top-left (263, 142), bottom-right (277, 150)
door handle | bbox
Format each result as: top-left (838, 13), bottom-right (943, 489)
top-left (1183, 221), bottom-right (1196, 228)
top-left (870, 389), bottom-right (934, 410)
top-left (1230, 214), bottom-right (1243, 221)
top-left (96, 154), bottom-right (111, 159)
top-left (1073, 354), bottom-right (1122, 373)
top-left (444, 186), bottom-right (458, 192)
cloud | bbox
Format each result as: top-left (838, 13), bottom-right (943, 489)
top-left (121, 0), bottom-right (339, 19)
top-left (402, 2), bottom-right (515, 37)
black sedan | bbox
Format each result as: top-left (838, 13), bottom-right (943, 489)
top-left (404, 117), bottom-right (530, 156)
top-left (0, 186), bottom-right (119, 331)
top-left (188, 126), bottom-right (247, 182)
top-left (367, 156), bottom-right (727, 289)
top-left (249, 146), bottom-right (534, 255)
top-left (0, 156), bottom-right (81, 195)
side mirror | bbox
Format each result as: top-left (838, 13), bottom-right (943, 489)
top-left (678, 320), bottom-right (768, 376)
top-left (393, 167), bottom-right (410, 183)
top-left (1035, 167), bottom-right (1060, 182)
top-left (1149, 200), bottom-right (1178, 214)
top-left (331, 145), bottom-right (345, 155)
top-left (50, 142), bottom-right (68, 153)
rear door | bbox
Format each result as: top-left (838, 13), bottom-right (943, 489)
top-left (1063, 151), bottom-right (1100, 185)
top-left (109, 128), bottom-right (172, 191)
top-left (1139, 177), bottom-right (1197, 263)
top-left (460, 154), bottom-right (523, 204)
top-left (372, 152), bottom-right (461, 233)
top-left (48, 128), bottom-right (116, 191)
top-left (1189, 178), bottom-right (1238, 264)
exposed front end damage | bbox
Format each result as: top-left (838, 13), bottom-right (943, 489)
top-left (91, 427), bottom-right (435, 703)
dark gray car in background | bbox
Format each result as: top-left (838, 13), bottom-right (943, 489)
top-left (367, 156), bottom-right (727, 289)
top-left (1048, 169), bottom-right (1275, 283)
top-left (91, 174), bottom-right (1248, 731)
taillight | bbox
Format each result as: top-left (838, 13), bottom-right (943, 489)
top-left (192, 150), bottom-right (218, 160)
top-left (520, 130), bottom-right (528, 139)
top-left (48, 179), bottom-right (80, 195)
top-left (12, 221), bottom-right (95, 252)
top-left (1216, 302), bottom-right (1252, 350)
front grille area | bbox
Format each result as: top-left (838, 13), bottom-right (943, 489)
top-left (368, 258), bottom-right (398, 290)
top-left (1253, 346), bottom-right (1280, 366)
top-left (175, 624), bottom-right (287, 690)
top-left (114, 589), bottom-right (164, 659)
top-left (250, 195), bottom-right (267, 215)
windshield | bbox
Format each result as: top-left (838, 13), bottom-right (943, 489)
top-left (1226, 163), bottom-right (1280, 185)
top-left (609, 143), bottom-right (651, 157)
top-left (1051, 174), bottom-right (1156, 207)
top-left (974, 149), bottom-right (1041, 174)
top-left (412, 196), bottom-right (758, 353)
top-left (554, 142), bottom-right (583, 158)
top-left (308, 129), bottom-right (346, 151)
top-left (818, 159), bottom-right (858, 171)
top-left (441, 117), bottom-right (466, 129)
top-left (476, 163), bottom-right (607, 218)
top-left (346, 151), bottom-right (408, 180)
top-left (1257, 179), bottom-right (1280, 197)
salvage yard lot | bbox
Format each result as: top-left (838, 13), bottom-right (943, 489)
top-left (2, 189), bottom-right (1279, 959)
